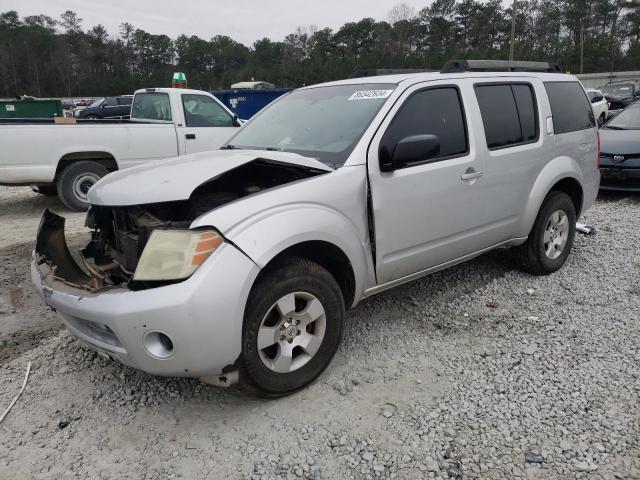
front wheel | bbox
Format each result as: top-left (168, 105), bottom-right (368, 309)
top-left (513, 191), bottom-right (576, 275)
top-left (56, 161), bottom-right (109, 211)
top-left (241, 257), bottom-right (344, 397)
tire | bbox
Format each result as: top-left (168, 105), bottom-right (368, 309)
top-left (56, 161), bottom-right (109, 211)
top-left (241, 257), bottom-right (345, 397)
top-left (513, 191), bottom-right (576, 275)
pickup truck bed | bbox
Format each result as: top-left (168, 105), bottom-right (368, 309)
top-left (0, 87), bottom-right (240, 210)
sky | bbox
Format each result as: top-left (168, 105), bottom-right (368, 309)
top-left (4, 0), bottom-right (442, 45)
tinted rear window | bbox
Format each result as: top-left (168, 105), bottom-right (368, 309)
top-left (544, 82), bottom-right (595, 134)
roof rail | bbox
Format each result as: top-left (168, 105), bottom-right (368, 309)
top-left (441, 60), bottom-right (562, 74)
top-left (349, 68), bottom-right (434, 79)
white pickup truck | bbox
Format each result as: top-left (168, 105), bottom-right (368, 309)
top-left (0, 88), bottom-right (241, 210)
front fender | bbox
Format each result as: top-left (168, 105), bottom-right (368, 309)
top-left (197, 203), bottom-right (372, 307)
top-left (515, 155), bottom-right (583, 238)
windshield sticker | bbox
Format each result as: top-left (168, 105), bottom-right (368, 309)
top-left (348, 90), bottom-right (394, 101)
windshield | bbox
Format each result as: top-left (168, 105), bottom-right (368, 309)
top-left (605, 102), bottom-right (640, 130)
top-left (602, 84), bottom-right (634, 97)
top-left (89, 98), bottom-right (104, 108)
top-left (225, 83), bottom-right (395, 166)
top-left (587, 91), bottom-right (598, 101)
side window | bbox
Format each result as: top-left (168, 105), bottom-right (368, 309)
top-left (381, 87), bottom-right (467, 165)
top-left (103, 97), bottom-right (118, 107)
top-left (181, 94), bottom-right (233, 127)
top-left (512, 84), bottom-right (537, 142)
top-left (544, 82), bottom-right (595, 134)
top-left (117, 97), bottom-right (132, 106)
top-left (131, 93), bottom-right (172, 121)
top-left (474, 83), bottom-right (538, 149)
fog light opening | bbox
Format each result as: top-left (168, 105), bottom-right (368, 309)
top-left (143, 331), bottom-right (174, 359)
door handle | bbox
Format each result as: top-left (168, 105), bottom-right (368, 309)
top-left (461, 170), bottom-right (484, 181)
top-left (185, 133), bottom-right (196, 140)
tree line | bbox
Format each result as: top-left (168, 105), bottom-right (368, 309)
top-left (1, 1), bottom-right (640, 98)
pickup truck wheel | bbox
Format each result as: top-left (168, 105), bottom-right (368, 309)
top-left (513, 191), bottom-right (576, 275)
top-left (56, 161), bottom-right (109, 211)
top-left (241, 257), bottom-right (344, 397)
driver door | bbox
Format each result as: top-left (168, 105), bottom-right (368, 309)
top-left (179, 94), bottom-right (239, 154)
top-left (368, 81), bottom-right (494, 285)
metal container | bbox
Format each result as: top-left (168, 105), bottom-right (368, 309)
top-left (212, 88), bottom-right (291, 120)
top-left (0, 98), bottom-right (64, 118)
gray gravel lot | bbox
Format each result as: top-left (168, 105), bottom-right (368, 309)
top-left (0, 186), bottom-right (638, 480)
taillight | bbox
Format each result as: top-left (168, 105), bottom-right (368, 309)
top-left (596, 130), bottom-right (601, 170)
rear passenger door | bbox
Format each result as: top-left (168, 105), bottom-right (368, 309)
top-left (472, 80), bottom-right (546, 239)
top-left (180, 93), bottom-right (239, 154)
top-left (369, 81), bottom-right (497, 284)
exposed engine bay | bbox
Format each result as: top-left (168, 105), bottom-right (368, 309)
top-left (35, 160), bottom-right (328, 292)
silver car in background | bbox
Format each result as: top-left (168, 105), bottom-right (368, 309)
top-left (32, 60), bottom-right (600, 396)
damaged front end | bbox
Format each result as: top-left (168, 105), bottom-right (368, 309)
top-left (35, 159), bottom-right (328, 292)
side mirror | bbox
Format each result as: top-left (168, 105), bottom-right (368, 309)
top-left (380, 134), bottom-right (440, 171)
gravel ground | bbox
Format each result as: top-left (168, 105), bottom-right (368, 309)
top-left (0, 186), bottom-right (638, 480)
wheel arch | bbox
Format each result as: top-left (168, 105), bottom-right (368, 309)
top-left (55, 151), bottom-right (119, 180)
top-left (516, 156), bottom-right (585, 238)
top-left (256, 240), bottom-right (357, 310)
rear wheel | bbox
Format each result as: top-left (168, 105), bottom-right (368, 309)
top-left (241, 257), bottom-right (344, 397)
top-left (56, 161), bottom-right (109, 211)
top-left (513, 191), bottom-right (576, 275)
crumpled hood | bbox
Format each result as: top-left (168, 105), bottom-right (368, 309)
top-left (599, 129), bottom-right (640, 155)
top-left (87, 149), bottom-right (332, 206)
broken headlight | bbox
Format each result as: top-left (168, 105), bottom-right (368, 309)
top-left (132, 229), bottom-right (223, 281)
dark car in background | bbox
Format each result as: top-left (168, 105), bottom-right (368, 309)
top-left (599, 101), bottom-right (640, 192)
top-left (76, 95), bottom-right (133, 119)
top-left (601, 81), bottom-right (640, 118)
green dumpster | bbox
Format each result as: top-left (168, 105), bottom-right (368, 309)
top-left (0, 97), bottom-right (63, 118)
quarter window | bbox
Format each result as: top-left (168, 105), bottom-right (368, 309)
top-left (381, 87), bottom-right (468, 166)
top-left (544, 82), bottom-right (595, 134)
top-left (181, 94), bottom-right (233, 127)
top-left (474, 83), bottom-right (538, 149)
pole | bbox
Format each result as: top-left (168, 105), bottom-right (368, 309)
top-left (509, 0), bottom-right (517, 61)
top-left (580, 20), bottom-right (584, 74)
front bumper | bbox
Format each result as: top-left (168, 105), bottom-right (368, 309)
top-left (31, 210), bottom-right (260, 381)
top-left (599, 157), bottom-right (640, 192)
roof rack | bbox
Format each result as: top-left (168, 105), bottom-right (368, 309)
top-left (441, 60), bottom-right (562, 74)
top-left (349, 68), bottom-right (434, 79)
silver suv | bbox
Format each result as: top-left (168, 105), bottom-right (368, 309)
top-left (33, 60), bottom-right (600, 396)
